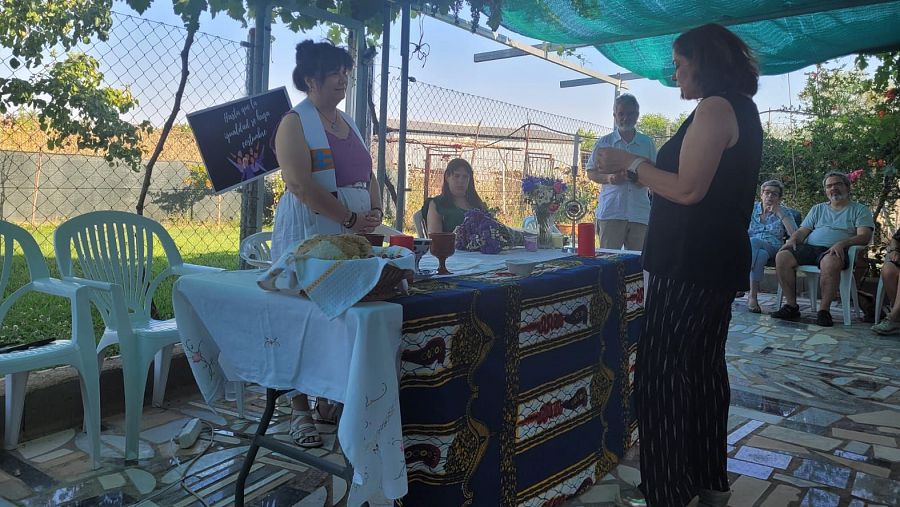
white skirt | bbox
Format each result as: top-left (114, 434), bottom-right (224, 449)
top-left (270, 186), bottom-right (371, 260)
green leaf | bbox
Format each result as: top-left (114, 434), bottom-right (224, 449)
top-left (125, 0), bottom-right (153, 14)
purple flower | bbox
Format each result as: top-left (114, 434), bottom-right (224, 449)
top-left (455, 208), bottom-right (514, 254)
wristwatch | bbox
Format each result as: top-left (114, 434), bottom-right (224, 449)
top-left (626, 158), bottom-right (642, 183)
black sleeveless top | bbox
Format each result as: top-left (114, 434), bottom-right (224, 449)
top-left (643, 92), bottom-right (763, 291)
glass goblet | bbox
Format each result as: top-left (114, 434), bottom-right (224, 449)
top-left (412, 238), bottom-right (432, 273)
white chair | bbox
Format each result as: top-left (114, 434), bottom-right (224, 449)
top-left (54, 211), bottom-right (222, 459)
top-left (875, 277), bottom-right (886, 324)
top-left (374, 223), bottom-right (402, 237)
top-left (412, 210), bottom-right (426, 238)
top-left (776, 244), bottom-right (865, 325)
top-left (239, 231), bottom-right (273, 268)
top-left (1, 221), bottom-right (100, 467)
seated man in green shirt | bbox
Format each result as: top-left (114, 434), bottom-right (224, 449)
top-left (772, 171), bottom-right (874, 327)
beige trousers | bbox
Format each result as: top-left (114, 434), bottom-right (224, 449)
top-left (596, 219), bottom-right (647, 251)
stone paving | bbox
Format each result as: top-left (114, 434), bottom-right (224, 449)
top-left (1, 293), bottom-right (899, 506)
top-left (568, 293), bottom-right (900, 507)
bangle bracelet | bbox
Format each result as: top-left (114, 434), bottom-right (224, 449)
top-left (342, 211), bottom-right (357, 229)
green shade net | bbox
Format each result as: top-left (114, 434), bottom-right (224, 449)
top-left (498, 0), bottom-right (900, 85)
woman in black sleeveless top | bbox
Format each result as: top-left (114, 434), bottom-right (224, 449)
top-left (593, 24), bottom-right (762, 507)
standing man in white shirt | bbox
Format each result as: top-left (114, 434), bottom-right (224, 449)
top-left (585, 94), bottom-right (658, 251)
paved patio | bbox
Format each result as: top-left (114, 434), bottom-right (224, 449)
top-left (1, 293), bottom-right (899, 506)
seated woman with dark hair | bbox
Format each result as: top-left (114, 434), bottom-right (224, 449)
top-left (425, 158), bottom-right (486, 233)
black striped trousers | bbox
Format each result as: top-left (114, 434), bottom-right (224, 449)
top-left (636, 274), bottom-right (734, 506)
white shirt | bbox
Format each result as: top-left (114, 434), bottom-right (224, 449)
top-left (587, 129), bottom-right (657, 224)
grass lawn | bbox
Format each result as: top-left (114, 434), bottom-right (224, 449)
top-left (1, 221), bottom-right (249, 347)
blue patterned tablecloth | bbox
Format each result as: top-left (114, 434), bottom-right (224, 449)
top-left (393, 253), bottom-right (644, 507)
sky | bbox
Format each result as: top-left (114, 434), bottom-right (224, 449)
top-left (118, 1), bottom-right (854, 131)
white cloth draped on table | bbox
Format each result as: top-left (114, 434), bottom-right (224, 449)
top-left (173, 270), bottom-right (407, 506)
top-left (257, 245), bottom-right (414, 319)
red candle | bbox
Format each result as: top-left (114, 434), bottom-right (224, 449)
top-left (389, 234), bottom-right (414, 250)
top-left (576, 223), bottom-right (595, 257)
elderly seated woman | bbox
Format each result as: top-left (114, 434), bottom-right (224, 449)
top-left (746, 179), bottom-right (798, 312)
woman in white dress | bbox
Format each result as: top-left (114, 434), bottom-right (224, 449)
top-left (272, 40), bottom-right (382, 447)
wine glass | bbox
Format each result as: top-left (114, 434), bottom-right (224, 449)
top-left (412, 238), bottom-right (432, 274)
top-left (428, 232), bottom-right (455, 275)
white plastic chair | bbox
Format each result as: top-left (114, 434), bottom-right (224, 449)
top-left (233, 231), bottom-right (274, 419)
top-left (54, 211), bottom-right (222, 459)
top-left (1, 221), bottom-right (100, 467)
top-left (374, 223), bottom-right (402, 237)
top-left (875, 276), bottom-right (886, 324)
top-left (776, 244), bottom-right (865, 325)
top-left (239, 231), bottom-right (273, 268)
top-left (412, 210), bottom-right (426, 238)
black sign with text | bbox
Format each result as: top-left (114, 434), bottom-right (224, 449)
top-left (187, 87), bottom-right (292, 194)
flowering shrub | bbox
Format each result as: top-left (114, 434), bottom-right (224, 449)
top-left (454, 209), bottom-right (523, 254)
top-left (759, 66), bottom-right (899, 251)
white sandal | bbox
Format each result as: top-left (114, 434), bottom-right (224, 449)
top-left (290, 409), bottom-right (323, 448)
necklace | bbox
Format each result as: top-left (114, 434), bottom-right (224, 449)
top-left (317, 108), bottom-right (339, 130)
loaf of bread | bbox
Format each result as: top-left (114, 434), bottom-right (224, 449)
top-left (294, 234), bottom-right (373, 260)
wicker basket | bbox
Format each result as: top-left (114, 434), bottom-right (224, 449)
top-left (361, 264), bottom-right (414, 301)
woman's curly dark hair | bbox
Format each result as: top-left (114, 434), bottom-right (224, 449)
top-left (292, 40), bottom-right (354, 92)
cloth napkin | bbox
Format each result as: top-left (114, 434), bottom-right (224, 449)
top-left (257, 245), bottom-right (414, 319)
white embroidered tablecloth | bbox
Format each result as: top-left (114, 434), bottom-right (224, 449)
top-left (417, 247), bottom-right (571, 276)
top-left (172, 269), bottom-right (407, 506)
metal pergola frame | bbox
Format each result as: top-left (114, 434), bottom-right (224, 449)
top-left (380, 1), bottom-right (642, 231)
top-left (241, 0), bottom-right (900, 244)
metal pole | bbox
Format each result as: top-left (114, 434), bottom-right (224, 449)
top-left (570, 134), bottom-right (580, 246)
top-left (239, 1), bottom-right (271, 255)
top-left (423, 146), bottom-right (431, 202)
top-left (396, 1), bottom-right (410, 232)
top-left (256, 4), bottom-right (270, 231)
top-left (353, 30), bottom-right (369, 138)
top-left (377, 2), bottom-right (391, 207)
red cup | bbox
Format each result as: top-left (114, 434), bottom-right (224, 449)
top-left (576, 223), bottom-right (595, 257)
top-left (389, 234), bottom-right (414, 250)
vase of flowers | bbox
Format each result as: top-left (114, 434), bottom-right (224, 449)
top-left (522, 176), bottom-right (567, 248)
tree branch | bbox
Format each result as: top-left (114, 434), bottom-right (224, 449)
top-left (136, 19), bottom-right (196, 215)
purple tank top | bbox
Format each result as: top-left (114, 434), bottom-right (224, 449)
top-left (326, 130), bottom-right (372, 187)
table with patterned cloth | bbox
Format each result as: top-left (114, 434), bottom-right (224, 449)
top-left (394, 252), bottom-right (644, 507)
top-left (173, 250), bottom-right (643, 507)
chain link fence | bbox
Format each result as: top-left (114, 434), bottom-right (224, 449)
top-left (0, 11), bottom-right (247, 265)
top-left (1, 12), bottom-right (617, 263)
top-left (373, 77), bottom-right (611, 231)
